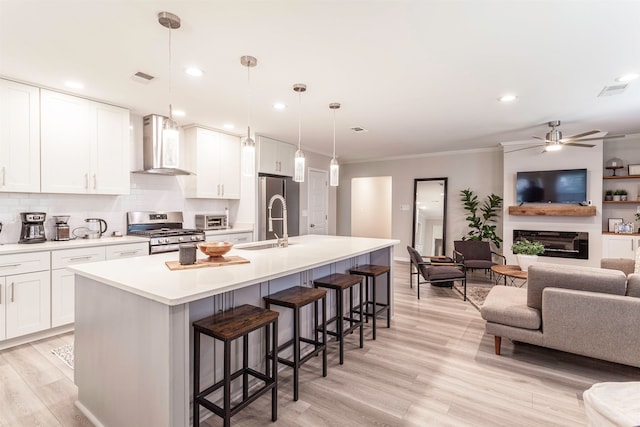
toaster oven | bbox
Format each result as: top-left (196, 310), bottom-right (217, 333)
top-left (195, 214), bottom-right (228, 230)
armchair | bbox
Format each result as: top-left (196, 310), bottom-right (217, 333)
top-left (453, 240), bottom-right (505, 277)
top-left (407, 246), bottom-right (467, 300)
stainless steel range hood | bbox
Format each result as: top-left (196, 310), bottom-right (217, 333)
top-left (135, 114), bottom-right (193, 176)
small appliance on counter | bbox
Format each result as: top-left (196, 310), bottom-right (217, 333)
top-left (85, 218), bottom-right (108, 239)
top-left (19, 212), bottom-right (46, 243)
top-left (195, 214), bottom-right (228, 230)
top-left (53, 215), bottom-right (71, 241)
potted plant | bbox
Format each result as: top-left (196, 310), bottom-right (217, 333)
top-left (620, 189), bottom-right (628, 201)
top-left (459, 189), bottom-right (503, 248)
top-left (511, 239), bottom-right (545, 272)
top-left (605, 190), bottom-right (613, 201)
top-left (613, 190), bottom-right (622, 201)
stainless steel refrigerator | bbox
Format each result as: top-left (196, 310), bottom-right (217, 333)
top-left (258, 175), bottom-right (300, 240)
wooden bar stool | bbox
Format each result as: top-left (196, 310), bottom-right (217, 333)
top-left (264, 286), bottom-right (327, 401)
top-left (348, 264), bottom-right (391, 340)
top-left (192, 304), bottom-right (279, 427)
top-left (313, 273), bottom-right (364, 365)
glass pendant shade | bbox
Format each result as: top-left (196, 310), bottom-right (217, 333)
top-left (294, 149), bottom-right (305, 182)
top-left (330, 157), bottom-right (339, 186)
top-left (242, 133), bottom-right (256, 177)
top-left (161, 116), bottom-right (179, 168)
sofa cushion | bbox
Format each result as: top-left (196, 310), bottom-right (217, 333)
top-left (601, 258), bottom-right (635, 276)
top-left (627, 274), bottom-right (640, 298)
top-left (527, 264), bottom-right (627, 310)
top-left (481, 286), bottom-right (541, 330)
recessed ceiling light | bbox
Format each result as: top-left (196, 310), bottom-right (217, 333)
top-left (185, 67), bottom-right (203, 77)
top-left (498, 94), bottom-right (517, 102)
top-left (65, 81), bottom-right (84, 89)
top-left (223, 123), bottom-right (235, 129)
top-left (616, 73), bottom-right (639, 82)
top-left (273, 102), bottom-right (286, 110)
top-left (172, 110), bottom-right (185, 117)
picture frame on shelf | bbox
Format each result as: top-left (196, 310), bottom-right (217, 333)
top-left (608, 218), bottom-right (623, 233)
top-left (629, 164), bottom-right (640, 175)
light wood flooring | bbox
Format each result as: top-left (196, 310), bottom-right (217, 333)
top-left (1, 262), bottom-right (638, 426)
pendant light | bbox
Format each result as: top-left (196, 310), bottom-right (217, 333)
top-left (240, 55), bottom-right (257, 176)
top-left (293, 83), bottom-right (307, 183)
top-left (329, 103), bottom-right (340, 187)
top-left (158, 12), bottom-right (180, 167)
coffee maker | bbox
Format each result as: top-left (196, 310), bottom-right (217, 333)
top-left (19, 212), bottom-right (46, 243)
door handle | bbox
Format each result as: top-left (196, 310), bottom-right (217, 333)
top-left (0, 263), bottom-right (20, 269)
top-left (11, 282), bottom-right (14, 303)
top-left (69, 256), bottom-right (93, 261)
top-left (117, 251), bottom-right (138, 256)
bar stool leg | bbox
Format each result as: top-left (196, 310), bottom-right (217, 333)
top-left (271, 319), bottom-right (278, 422)
top-left (386, 272), bottom-right (391, 328)
top-left (359, 279), bottom-right (364, 349)
top-left (293, 306), bottom-right (300, 401)
top-left (243, 335), bottom-right (249, 400)
top-left (321, 296), bottom-right (327, 376)
top-left (223, 340), bottom-right (231, 427)
top-left (337, 288), bottom-right (344, 365)
top-left (372, 276), bottom-right (377, 340)
top-left (193, 330), bottom-right (200, 427)
top-left (265, 301), bottom-right (271, 378)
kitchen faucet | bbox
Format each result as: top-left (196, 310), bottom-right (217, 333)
top-left (268, 194), bottom-right (288, 247)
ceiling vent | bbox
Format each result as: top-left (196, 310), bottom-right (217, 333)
top-left (131, 71), bottom-right (155, 84)
top-left (350, 126), bottom-right (368, 133)
top-left (598, 84), bottom-right (628, 97)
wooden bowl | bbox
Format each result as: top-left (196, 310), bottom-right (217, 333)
top-left (198, 241), bottom-right (233, 258)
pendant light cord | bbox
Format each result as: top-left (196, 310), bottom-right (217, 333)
top-left (332, 108), bottom-right (336, 158)
top-left (168, 23), bottom-right (173, 121)
top-left (247, 61), bottom-right (251, 137)
top-left (298, 91), bottom-right (302, 150)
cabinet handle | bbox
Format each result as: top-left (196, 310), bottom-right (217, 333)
top-left (221, 184), bottom-right (224, 196)
top-left (237, 237), bottom-right (248, 242)
top-left (1, 166), bottom-right (5, 186)
top-left (117, 251), bottom-right (138, 256)
top-left (0, 263), bottom-right (20, 269)
top-left (11, 282), bottom-right (14, 303)
top-left (85, 173), bottom-right (89, 189)
top-left (93, 174), bottom-right (97, 189)
top-left (69, 256), bottom-right (92, 261)
top-left (0, 285), bottom-right (2, 304)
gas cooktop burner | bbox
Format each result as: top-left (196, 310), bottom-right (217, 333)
top-left (129, 228), bottom-right (202, 238)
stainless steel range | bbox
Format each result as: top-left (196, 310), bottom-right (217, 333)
top-left (127, 211), bottom-right (205, 254)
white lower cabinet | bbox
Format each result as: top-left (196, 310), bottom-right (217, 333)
top-left (602, 234), bottom-right (640, 259)
top-left (105, 242), bottom-right (149, 260)
top-left (5, 271), bottom-right (51, 339)
top-left (0, 280), bottom-right (5, 341)
top-left (51, 268), bottom-right (75, 327)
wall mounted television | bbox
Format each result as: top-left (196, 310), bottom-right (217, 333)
top-left (516, 168), bottom-right (587, 204)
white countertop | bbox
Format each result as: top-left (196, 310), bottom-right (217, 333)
top-left (69, 235), bottom-right (399, 306)
top-left (0, 235), bottom-right (149, 255)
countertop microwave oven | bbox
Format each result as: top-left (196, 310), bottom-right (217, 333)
top-left (195, 214), bottom-right (228, 230)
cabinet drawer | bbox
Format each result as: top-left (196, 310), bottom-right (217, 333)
top-left (206, 232), bottom-right (252, 244)
top-left (0, 251), bottom-right (50, 275)
top-left (52, 247), bottom-right (106, 269)
top-left (105, 243), bottom-right (149, 260)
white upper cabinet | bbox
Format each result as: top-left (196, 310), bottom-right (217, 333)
top-left (258, 136), bottom-right (295, 177)
top-left (0, 79), bottom-right (40, 192)
top-left (40, 89), bottom-right (130, 195)
top-left (182, 127), bottom-right (241, 199)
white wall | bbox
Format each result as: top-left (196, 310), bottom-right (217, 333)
top-left (502, 140), bottom-right (603, 267)
top-left (351, 176), bottom-right (392, 238)
top-left (338, 148), bottom-right (503, 260)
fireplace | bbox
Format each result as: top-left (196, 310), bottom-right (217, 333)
top-left (513, 230), bottom-right (589, 260)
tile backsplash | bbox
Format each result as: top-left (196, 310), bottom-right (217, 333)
top-left (0, 174), bottom-right (234, 244)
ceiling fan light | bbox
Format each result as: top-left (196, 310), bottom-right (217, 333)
top-left (545, 143), bottom-right (562, 152)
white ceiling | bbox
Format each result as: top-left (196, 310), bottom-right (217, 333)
top-left (2, 1), bottom-right (640, 162)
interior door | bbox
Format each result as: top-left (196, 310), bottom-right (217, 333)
top-left (308, 168), bottom-right (328, 234)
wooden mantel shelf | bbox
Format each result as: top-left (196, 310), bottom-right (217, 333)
top-left (508, 205), bottom-right (596, 216)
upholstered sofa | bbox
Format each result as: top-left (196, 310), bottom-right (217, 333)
top-left (480, 263), bottom-right (640, 368)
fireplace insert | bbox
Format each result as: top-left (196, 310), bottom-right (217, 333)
top-left (513, 230), bottom-right (588, 260)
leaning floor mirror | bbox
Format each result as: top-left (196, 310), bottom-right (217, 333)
top-left (412, 178), bottom-right (447, 257)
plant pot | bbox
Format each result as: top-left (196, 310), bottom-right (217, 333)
top-left (613, 195), bottom-right (621, 201)
top-left (621, 195), bottom-right (628, 201)
top-left (605, 195), bottom-right (613, 201)
top-left (516, 254), bottom-right (538, 272)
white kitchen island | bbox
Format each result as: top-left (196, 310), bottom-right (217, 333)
top-left (68, 234), bottom-right (398, 427)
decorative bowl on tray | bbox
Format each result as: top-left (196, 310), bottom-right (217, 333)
top-left (198, 241), bottom-right (233, 259)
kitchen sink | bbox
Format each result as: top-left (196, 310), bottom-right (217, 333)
top-left (237, 243), bottom-right (294, 250)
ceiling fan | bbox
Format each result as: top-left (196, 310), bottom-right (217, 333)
top-left (509, 120), bottom-right (625, 153)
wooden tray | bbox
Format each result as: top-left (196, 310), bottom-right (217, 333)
top-left (165, 255), bottom-right (250, 271)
